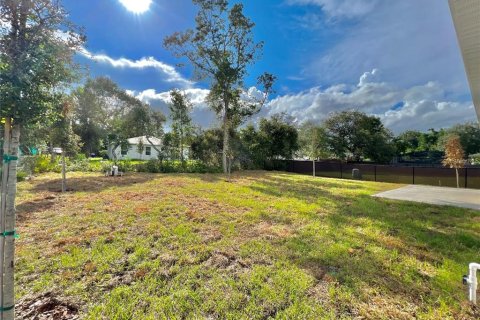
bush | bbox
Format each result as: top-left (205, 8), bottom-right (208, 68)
top-left (136, 160), bottom-right (221, 174)
top-left (34, 155), bottom-right (60, 173)
top-left (16, 170), bottom-right (28, 182)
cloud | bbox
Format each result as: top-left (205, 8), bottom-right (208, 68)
top-left (132, 88), bottom-right (210, 108)
top-left (291, 0), bottom-right (469, 99)
top-left (130, 88), bottom-right (217, 128)
top-left (265, 69), bottom-right (477, 133)
top-left (287, 0), bottom-right (380, 19)
top-left (79, 48), bottom-right (193, 87)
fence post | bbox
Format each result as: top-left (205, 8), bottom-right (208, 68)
top-left (374, 166), bottom-right (377, 182)
top-left (340, 163), bottom-right (343, 179)
top-left (465, 168), bottom-right (468, 189)
top-left (412, 167), bottom-right (415, 185)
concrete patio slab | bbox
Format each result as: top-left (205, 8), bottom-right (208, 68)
top-left (374, 185), bottom-right (480, 210)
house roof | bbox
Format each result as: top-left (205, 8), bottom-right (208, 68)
top-left (127, 136), bottom-right (162, 146)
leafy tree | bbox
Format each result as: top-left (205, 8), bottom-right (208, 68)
top-left (394, 130), bottom-right (422, 155)
top-left (239, 124), bottom-right (265, 168)
top-left (442, 135), bottom-right (465, 188)
top-left (164, 0), bottom-right (275, 175)
top-left (298, 122), bottom-right (330, 176)
top-left (136, 139), bottom-right (145, 159)
top-left (190, 128), bottom-right (224, 167)
top-left (440, 122), bottom-right (480, 156)
top-left (240, 115), bottom-right (299, 168)
top-left (324, 110), bottom-right (395, 163)
top-left (418, 128), bottom-right (442, 152)
top-left (169, 90), bottom-right (194, 164)
top-left (121, 102), bottom-right (166, 158)
top-left (50, 97), bottom-right (82, 192)
top-left (298, 122), bottom-right (330, 160)
top-left (73, 77), bottom-right (165, 159)
top-left (159, 132), bottom-right (178, 161)
top-left (258, 115), bottom-right (299, 161)
top-left (0, 0), bottom-right (84, 316)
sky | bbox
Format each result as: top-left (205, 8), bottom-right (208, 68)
top-left (64, 0), bottom-right (479, 133)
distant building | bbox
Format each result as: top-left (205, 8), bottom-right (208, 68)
top-left (108, 136), bottom-right (162, 160)
top-left (449, 0), bottom-right (480, 121)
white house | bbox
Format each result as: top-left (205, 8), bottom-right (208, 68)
top-left (108, 136), bottom-right (162, 160)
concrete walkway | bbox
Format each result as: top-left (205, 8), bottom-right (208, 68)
top-left (374, 185), bottom-right (480, 210)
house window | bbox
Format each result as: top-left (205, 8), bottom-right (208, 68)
top-left (145, 146), bottom-right (152, 156)
top-left (121, 146), bottom-right (128, 156)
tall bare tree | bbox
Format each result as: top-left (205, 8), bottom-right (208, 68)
top-left (164, 0), bottom-right (275, 175)
top-left (0, 1), bottom-right (84, 318)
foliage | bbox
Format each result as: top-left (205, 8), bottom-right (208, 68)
top-left (240, 115), bottom-right (299, 168)
top-left (298, 122), bottom-right (330, 160)
top-left (470, 153), bottom-right (480, 165)
top-left (73, 77), bottom-right (165, 157)
top-left (164, 0), bottom-right (275, 174)
top-left (136, 160), bottom-right (222, 174)
top-left (442, 135), bottom-right (466, 188)
top-left (50, 97), bottom-right (82, 157)
top-left (324, 110), bottom-right (395, 163)
top-left (190, 129), bottom-right (224, 167)
top-left (439, 122), bottom-right (480, 156)
top-left (169, 89), bottom-right (194, 163)
top-left (442, 135), bottom-right (465, 169)
top-left (0, 0), bottom-right (85, 124)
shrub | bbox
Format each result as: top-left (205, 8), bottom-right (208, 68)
top-left (135, 160), bottom-right (221, 174)
top-left (16, 171), bottom-right (28, 182)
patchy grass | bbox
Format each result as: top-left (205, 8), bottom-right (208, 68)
top-left (15, 171), bottom-right (479, 319)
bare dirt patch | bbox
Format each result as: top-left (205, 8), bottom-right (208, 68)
top-left (16, 292), bottom-right (79, 320)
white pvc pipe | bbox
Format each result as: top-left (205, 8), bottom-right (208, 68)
top-left (466, 263), bottom-right (480, 305)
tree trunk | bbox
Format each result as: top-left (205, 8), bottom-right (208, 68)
top-left (455, 168), bottom-right (459, 188)
top-left (0, 118), bottom-right (19, 320)
top-left (180, 130), bottom-right (184, 165)
top-left (145, 137), bottom-right (162, 160)
top-left (50, 141), bottom-right (56, 163)
top-left (61, 153), bottom-right (67, 193)
top-left (222, 112), bottom-right (229, 175)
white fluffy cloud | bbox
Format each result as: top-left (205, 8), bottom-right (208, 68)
top-left (79, 49), bottom-right (192, 87)
top-left (265, 70), bottom-right (477, 133)
top-left (290, 0), bottom-right (469, 98)
top-left (131, 88), bottom-right (217, 128)
top-left (133, 88), bottom-right (210, 109)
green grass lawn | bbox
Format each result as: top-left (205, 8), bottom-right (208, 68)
top-left (15, 171), bottom-right (480, 319)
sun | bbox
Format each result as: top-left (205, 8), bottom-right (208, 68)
top-left (119, 0), bottom-right (152, 14)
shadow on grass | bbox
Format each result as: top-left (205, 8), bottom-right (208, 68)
top-left (247, 172), bottom-right (363, 204)
top-left (246, 172), bottom-right (479, 315)
top-left (16, 196), bottom-right (57, 222)
top-left (31, 173), bottom-right (155, 193)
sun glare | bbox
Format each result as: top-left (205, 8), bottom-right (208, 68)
top-left (119, 0), bottom-right (152, 14)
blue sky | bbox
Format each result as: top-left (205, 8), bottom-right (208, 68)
top-left (65, 0), bottom-right (478, 133)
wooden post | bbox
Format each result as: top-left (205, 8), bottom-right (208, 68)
top-left (0, 118), bottom-right (11, 320)
top-left (61, 152), bottom-right (67, 193)
top-left (0, 118), bottom-right (18, 320)
top-left (312, 159), bottom-right (315, 177)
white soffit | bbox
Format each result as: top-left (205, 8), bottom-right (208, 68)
top-left (449, 0), bottom-right (480, 120)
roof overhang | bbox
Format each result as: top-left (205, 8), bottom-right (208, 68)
top-left (449, 0), bottom-right (480, 121)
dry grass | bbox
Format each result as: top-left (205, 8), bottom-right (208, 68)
top-left (14, 171), bottom-right (480, 319)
